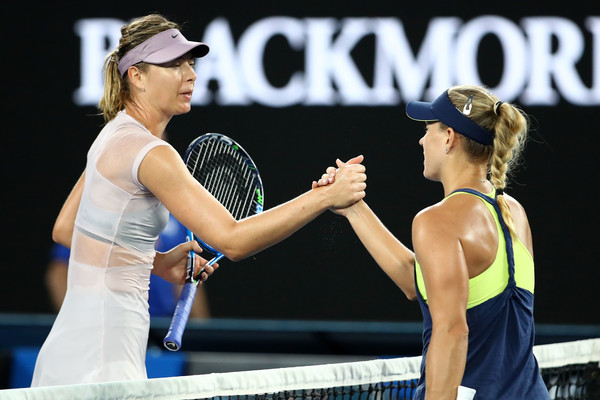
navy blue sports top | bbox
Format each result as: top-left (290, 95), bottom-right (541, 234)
top-left (412, 189), bottom-right (549, 399)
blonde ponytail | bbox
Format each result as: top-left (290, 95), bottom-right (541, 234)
top-left (447, 86), bottom-right (529, 238)
top-left (488, 101), bottom-right (528, 238)
top-left (98, 50), bottom-right (127, 123)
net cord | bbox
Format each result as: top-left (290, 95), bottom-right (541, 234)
top-left (533, 337), bottom-right (600, 369)
top-left (2, 356), bottom-right (421, 400)
top-left (2, 339), bottom-right (598, 400)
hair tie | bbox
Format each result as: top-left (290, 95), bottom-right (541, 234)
top-left (493, 101), bottom-right (503, 116)
top-left (496, 187), bottom-right (504, 196)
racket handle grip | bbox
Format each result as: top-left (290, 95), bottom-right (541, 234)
top-left (163, 282), bottom-right (197, 351)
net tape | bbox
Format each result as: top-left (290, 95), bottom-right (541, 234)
top-left (2, 339), bottom-right (598, 400)
top-left (534, 339), bottom-right (600, 400)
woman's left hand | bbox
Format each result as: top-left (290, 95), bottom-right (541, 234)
top-left (311, 155), bottom-right (364, 189)
top-left (312, 166), bottom-right (337, 189)
top-left (153, 240), bottom-right (219, 285)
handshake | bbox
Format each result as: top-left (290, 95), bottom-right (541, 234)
top-left (311, 155), bottom-right (366, 213)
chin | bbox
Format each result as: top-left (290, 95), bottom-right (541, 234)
top-left (422, 167), bottom-right (430, 179)
top-left (422, 170), bottom-right (439, 182)
top-left (175, 106), bottom-right (192, 115)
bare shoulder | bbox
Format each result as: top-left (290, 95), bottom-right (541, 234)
top-left (413, 198), bottom-right (464, 240)
top-left (414, 194), bottom-right (484, 228)
top-left (413, 202), bottom-right (444, 231)
top-left (141, 144), bottom-right (187, 173)
top-left (412, 199), bottom-right (472, 288)
top-left (412, 193), bottom-right (495, 251)
top-left (138, 144), bottom-right (191, 193)
top-left (143, 142), bottom-right (183, 164)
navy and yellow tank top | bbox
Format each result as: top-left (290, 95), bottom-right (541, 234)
top-left (412, 188), bottom-right (549, 400)
top-left (415, 189), bottom-right (534, 308)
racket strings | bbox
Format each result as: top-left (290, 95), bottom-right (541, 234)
top-left (203, 153), bottom-right (253, 219)
top-left (187, 141), bottom-right (260, 220)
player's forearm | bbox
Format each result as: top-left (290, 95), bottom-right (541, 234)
top-left (425, 323), bottom-right (469, 399)
top-left (219, 188), bottom-right (332, 261)
top-left (345, 201), bottom-right (416, 298)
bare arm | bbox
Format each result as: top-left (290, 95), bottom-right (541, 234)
top-left (344, 200), bottom-right (416, 299)
top-left (45, 259), bottom-right (68, 311)
top-left (314, 158), bottom-right (415, 299)
top-left (412, 208), bottom-right (469, 400)
top-left (52, 171), bottom-right (86, 247)
top-left (138, 146), bottom-right (366, 261)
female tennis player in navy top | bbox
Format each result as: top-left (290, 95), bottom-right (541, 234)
top-left (32, 14), bottom-right (366, 387)
top-left (316, 85), bottom-right (549, 399)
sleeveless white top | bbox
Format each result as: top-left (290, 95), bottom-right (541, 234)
top-left (32, 111), bottom-right (171, 386)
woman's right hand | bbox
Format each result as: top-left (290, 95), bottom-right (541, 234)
top-left (313, 156), bottom-right (366, 212)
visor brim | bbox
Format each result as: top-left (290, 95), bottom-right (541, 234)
top-left (405, 101), bottom-right (438, 122)
top-left (144, 42), bottom-right (209, 64)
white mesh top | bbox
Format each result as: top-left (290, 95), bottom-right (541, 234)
top-left (32, 111), bottom-right (171, 386)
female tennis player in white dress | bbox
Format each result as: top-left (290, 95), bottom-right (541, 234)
top-left (32, 113), bottom-right (180, 384)
top-left (32, 14), bottom-right (367, 386)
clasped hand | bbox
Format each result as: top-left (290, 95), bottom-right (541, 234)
top-left (311, 155), bottom-right (366, 210)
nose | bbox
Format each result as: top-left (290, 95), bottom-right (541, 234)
top-left (419, 136), bottom-right (425, 146)
top-left (185, 61), bottom-right (197, 81)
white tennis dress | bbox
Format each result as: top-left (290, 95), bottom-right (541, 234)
top-left (32, 111), bottom-right (172, 386)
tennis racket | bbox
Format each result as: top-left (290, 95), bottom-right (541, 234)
top-left (163, 133), bottom-right (264, 351)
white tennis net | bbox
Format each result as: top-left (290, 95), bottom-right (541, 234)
top-left (0, 339), bottom-right (597, 400)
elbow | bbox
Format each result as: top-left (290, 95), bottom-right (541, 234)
top-left (404, 289), bottom-right (418, 302)
top-left (223, 252), bottom-right (245, 262)
top-left (402, 276), bottom-right (418, 301)
top-left (219, 246), bottom-right (248, 262)
top-left (398, 278), bottom-right (417, 301)
top-left (51, 225), bottom-right (62, 243)
top-left (403, 283), bottom-right (418, 301)
top-left (453, 323), bottom-right (469, 340)
top-left (434, 320), bottom-right (469, 341)
top-left (52, 220), bottom-right (72, 248)
top-left (215, 229), bottom-right (259, 262)
top-left (207, 221), bottom-right (257, 262)
top-left (395, 262), bottom-right (418, 301)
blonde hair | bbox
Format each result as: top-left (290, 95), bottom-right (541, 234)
top-left (98, 14), bottom-right (180, 123)
top-left (446, 85), bottom-right (529, 238)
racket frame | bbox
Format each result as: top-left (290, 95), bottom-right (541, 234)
top-left (163, 133), bottom-right (263, 351)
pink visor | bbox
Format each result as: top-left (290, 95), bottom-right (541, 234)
top-left (118, 28), bottom-right (209, 77)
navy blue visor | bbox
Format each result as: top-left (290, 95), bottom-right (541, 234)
top-left (406, 90), bottom-right (494, 145)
